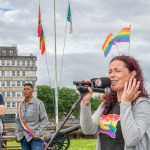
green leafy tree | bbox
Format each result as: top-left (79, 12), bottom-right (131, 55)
top-left (37, 86), bottom-right (79, 117)
top-left (37, 85), bottom-right (102, 118)
top-left (58, 87), bottom-right (79, 117)
top-left (37, 85), bottom-right (55, 117)
top-left (91, 97), bottom-right (102, 111)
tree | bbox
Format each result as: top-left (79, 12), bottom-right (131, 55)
top-left (58, 87), bottom-right (79, 117)
top-left (37, 85), bottom-right (102, 118)
top-left (91, 97), bottom-right (102, 111)
top-left (37, 86), bottom-right (79, 117)
top-left (37, 85), bottom-right (55, 117)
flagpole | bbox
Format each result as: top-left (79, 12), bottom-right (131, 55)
top-left (54, 0), bottom-right (59, 130)
top-left (128, 25), bottom-right (131, 55)
top-left (114, 43), bottom-right (120, 55)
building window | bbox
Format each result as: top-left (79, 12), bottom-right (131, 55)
top-left (27, 60), bottom-right (30, 66)
top-left (22, 60), bottom-right (25, 66)
top-left (22, 71), bottom-right (25, 76)
top-left (12, 71), bottom-right (15, 76)
top-left (2, 50), bottom-right (6, 55)
top-left (17, 71), bottom-right (20, 76)
top-left (1, 71), bottom-right (5, 76)
top-left (12, 102), bottom-right (16, 108)
top-left (6, 92), bottom-right (11, 97)
top-left (22, 81), bottom-right (25, 86)
top-left (17, 60), bottom-right (20, 66)
top-left (12, 60), bottom-right (15, 66)
top-left (6, 102), bottom-right (11, 107)
top-left (1, 60), bottom-right (5, 66)
top-left (26, 71), bottom-right (33, 76)
top-left (1, 81), bottom-right (5, 86)
top-left (16, 92), bottom-right (22, 97)
top-left (17, 81), bottom-right (21, 86)
top-left (6, 60), bottom-right (11, 66)
top-left (12, 81), bottom-right (15, 86)
top-left (6, 71), bottom-right (11, 76)
top-left (9, 50), bottom-right (13, 56)
top-left (7, 81), bottom-right (10, 86)
top-left (32, 61), bottom-right (35, 66)
top-left (12, 92), bottom-right (16, 97)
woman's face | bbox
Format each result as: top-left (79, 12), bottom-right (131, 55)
top-left (109, 60), bottom-right (133, 93)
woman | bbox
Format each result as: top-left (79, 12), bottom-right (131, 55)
top-left (80, 55), bottom-right (150, 150)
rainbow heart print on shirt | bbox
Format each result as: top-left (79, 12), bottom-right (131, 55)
top-left (98, 114), bottom-right (120, 138)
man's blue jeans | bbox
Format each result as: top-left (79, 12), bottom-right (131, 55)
top-left (21, 137), bottom-right (42, 150)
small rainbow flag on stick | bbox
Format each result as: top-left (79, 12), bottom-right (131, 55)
top-left (102, 33), bottom-right (114, 57)
top-left (112, 27), bottom-right (130, 43)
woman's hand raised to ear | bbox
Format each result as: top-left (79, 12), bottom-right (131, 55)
top-left (121, 78), bottom-right (141, 103)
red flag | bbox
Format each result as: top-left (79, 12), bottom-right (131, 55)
top-left (37, 5), bottom-right (42, 37)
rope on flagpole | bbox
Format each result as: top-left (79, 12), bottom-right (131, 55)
top-left (59, 0), bottom-right (70, 88)
top-left (44, 52), bottom-right (51, 86)
top-left (128, 25), bottom-right (131, 55)
top-left (44, 51), bottom-right (55, 114)
top-left (59, 20), bottom-right (67, 88)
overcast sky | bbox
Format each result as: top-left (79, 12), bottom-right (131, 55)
top-left (0, 0), bottom-right (150, 92)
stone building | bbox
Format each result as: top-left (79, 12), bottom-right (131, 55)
top-left (0, 46), bottom-right (37, 123)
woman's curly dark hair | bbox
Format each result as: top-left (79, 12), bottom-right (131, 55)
top-left (103, 55), bottom-right (149, 115)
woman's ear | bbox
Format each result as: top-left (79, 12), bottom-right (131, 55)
top-left (131, 70), bottom-right (137, 77)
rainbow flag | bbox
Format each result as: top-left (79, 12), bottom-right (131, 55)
top-left (102, 33), bottom-right (114, 57)
top-left (37, 3), bottom-right (46, 55)
top-left (112, 27), bottom-right (130, 42)
top-left (40, 26), bottom-right (46, 55)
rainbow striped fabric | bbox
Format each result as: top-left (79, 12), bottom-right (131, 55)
top-left (37, 4), bottom-right (46, 55)
top-left (102, 33), bottom-right (114, 57)
top-left (97, 114), bottom-right (120, 138)
top-left (112, 27), bottom-right (130, 42)
top-left (37, 5), bottom-right (41, 37)
top-left (18, 103), bottom-right (46, 145)
top-left (40, 26), bottom-right (46, 55)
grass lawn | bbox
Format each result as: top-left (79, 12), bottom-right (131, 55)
top-left (70, 139), bottom-right (96, 150)
top-left (5, 141), bottom-right (21, 146)
top-left (6, 139), bottom-right (96, 150)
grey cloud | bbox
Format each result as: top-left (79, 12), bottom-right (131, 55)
top-left (37, 52), bottom-right (109, 88)
top-left (36, 52), bottom-right (149, 90)
top-left (0, 0), bottom-right (150, 92)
